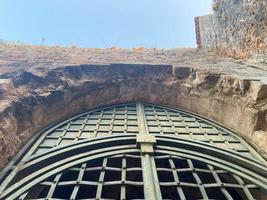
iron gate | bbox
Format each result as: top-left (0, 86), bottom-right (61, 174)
top-left (0, 103), bottom-right (267, 200)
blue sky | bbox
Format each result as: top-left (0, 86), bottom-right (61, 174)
top-left (0, 0), bottom-right (211, 48)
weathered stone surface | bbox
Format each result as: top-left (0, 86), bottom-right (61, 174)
top-left (197, 0), bottom-right (267, 58)
top-left (0, 44), bottom-right (266, 170)
top-left (174, 66), bottom-right (193, 80)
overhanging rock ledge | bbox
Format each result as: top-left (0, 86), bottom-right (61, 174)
top-left (0, 45), bottom-right (266, 169)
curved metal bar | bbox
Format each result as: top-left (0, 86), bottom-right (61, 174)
top-left (10, 135), bottom-right (137, 184)
top-left (155, 148), bottom-right (267, 191)
top-left (26, 134), bottom-right (137, 164)
top-left (0, 103), bottom-right (137, 190)
top-left (155, 139), bottom-right (267, 189)
top-left (1, 102), bottom-right (267, 200)
top-left (144, 103), bottom-right (267, 164)
top-left (0, 135), bottom-right (136, 195)
top-left (1, 148), bottom-right (140, 200)
top-left (21, 102), bottom-right (266, 164)
top-left (22, 103), bottom-right (137, 161)
top-left (155, 135), bottom-right (267, 171)
top-left (2, 135), bottom-right (267, 199)
top-left (154, 135), bottom-right (267, 190)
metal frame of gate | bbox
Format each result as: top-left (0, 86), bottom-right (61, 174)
top-left (0, 103), bottom-right (267, 200)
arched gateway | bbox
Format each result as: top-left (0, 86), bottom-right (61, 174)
top-left (0, 103), bottom-right (267, 199)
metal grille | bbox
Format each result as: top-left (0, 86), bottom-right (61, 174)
top-left (18, 154), bottom-right (263, 200)
top-left (34, 104), bottom-right (139, 155)
top-left (19, 154), bottom-right (144, 200)
top-left (1, 102), bottom-right (267, 200)
top-left (32, 103), bottom-right (256, 159)
top-left (144, 105), bottom-right (251, 157)
top-left (155, 155), bottom-right (261, 200)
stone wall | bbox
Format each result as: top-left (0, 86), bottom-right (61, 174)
top-left (0, 45), bottom-right (266, 170)
top-left (196, 0), bottom-right (267, 58)
top-left (0, 63), bottom-right (267, 170)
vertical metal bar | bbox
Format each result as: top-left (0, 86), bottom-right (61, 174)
top-left (124, 106), bottom-right (128, 134)
top-left (18, 192), bottom-right (27, 200)
top-left (75, 116), bottom-right (89, 141)
top-left (179, 114), bottom-right (194, 140)
top-left (207, 164), bottom-right (233, 200)
top-left (137, 103), bottom-right (148, 134)
top-left (233, 174), bottom-right (254, 200)
top-left (152, 106), bottom-right (164, 134)
top-left (195, 119), bottom-right (210, 142)
top-left (93, 111), bottom-right (104, 138)
top-left (169, 158), bottom-right (186, 200)
top-left (187, 159), bottom-right (209, 199)
top-left (70, 163), bottom-right (86, 200)
top-left (121, 156), bottom-right (126, 200)
top-left (142, 154), bottom-right (162, 200)
top-left (47, 173), bottom-right (62, 198)
top-left (109, 108), bottom-right (116, 135)
top-left (96, 158), bottom-right (107, 200)
top-left (136, 102), bottom-right (162, 200)
top-left (165, 110), bottom-right (179, 135)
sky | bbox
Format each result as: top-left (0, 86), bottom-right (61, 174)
top-left (0, 0), bottom-right (211, 48)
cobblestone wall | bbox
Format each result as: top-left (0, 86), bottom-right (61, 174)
top-left (197, 0), bottom-right (267, 58)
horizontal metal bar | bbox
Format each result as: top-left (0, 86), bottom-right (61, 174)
top-left (143, 103), bottom-right (267, 165)
top-left (1, 148), bottom-right (140, 200)
top-left (155, 135), bottom-right (267, 172)
top-left (155, 148), bottom-right (267, 191)
top-left (25, 135), bottom-right (137, 167)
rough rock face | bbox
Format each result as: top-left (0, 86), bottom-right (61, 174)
top-left (197, 0), bottom-right (267, 58)
top-left (0, 44), bottom-right (266, 170)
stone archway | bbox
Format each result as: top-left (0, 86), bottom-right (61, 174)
top-left (0, 102), bottom-right (267, 199)
top-left (0, 63), bottom-right (266, 171)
